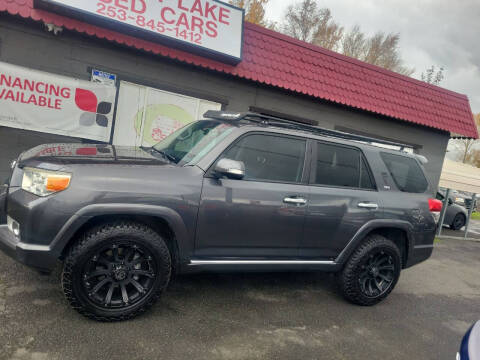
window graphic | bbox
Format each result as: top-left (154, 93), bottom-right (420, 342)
top-left (113, 81), bottom-right (221, 147)
top-left (76, 88), bottom-right (113, 128)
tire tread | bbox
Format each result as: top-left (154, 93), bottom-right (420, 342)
top-left (337, 234), bottom-right (401, 306)
top-left (62, 221), bottom-right (171, 322)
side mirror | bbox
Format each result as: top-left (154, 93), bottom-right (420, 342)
top-left (448, 198), bottom-right (453, 205)
top-left (214, 158), bottom-right (245, 180)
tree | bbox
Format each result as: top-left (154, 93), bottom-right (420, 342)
top-left (230, 0), bottom-right (273, 28)
top-left (421, 65), bottom-right (445, 85)
top-left (362, 32), bottom-right (414, 76)
top-left (342, 25), bottom-right (366, 59)
top-left (282, 0), bottom-right (322, 42)
top-left (311, 9), bottom-right (344, 52)
top-left (458, 137), bottom-right (477, 164)
top-left (450, 114), bottom-right (480, 165)
top-left (340, 26), bottom-right (415, 75)
top-left (465, 149), bottom-right (480, 168)
top-left (424, 67), bottom-right (480, 167)
top-left (281, 1), bottom-right (413, 75)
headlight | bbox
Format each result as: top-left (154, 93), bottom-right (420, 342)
top-left (7, 216), bottom-right (20, 237)
top-left (455, 197), bottom-right (465, 203)
top-left (22, 167), bottom-right (71, 197)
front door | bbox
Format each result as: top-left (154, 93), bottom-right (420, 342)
top-left (195, 133), bottom-right (309, 258)
top-left (300, 141), bottom-right (381, 259)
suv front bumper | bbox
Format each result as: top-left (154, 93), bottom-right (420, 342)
top-left (0, 225), bottom-right (57, 272)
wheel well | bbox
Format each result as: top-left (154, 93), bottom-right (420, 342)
top-left (61, 214), bottom-right (179, 269)
top-left (368, 228), bottom-right (409, 267)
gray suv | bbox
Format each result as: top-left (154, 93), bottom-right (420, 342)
top-left (0, 111), bottom-right (437, 321)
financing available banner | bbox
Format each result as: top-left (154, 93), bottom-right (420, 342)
top-left (0, 61), bottom-right (116, 142)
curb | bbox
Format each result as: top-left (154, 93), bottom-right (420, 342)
top-left (437, 236), bottom-right (480, 243)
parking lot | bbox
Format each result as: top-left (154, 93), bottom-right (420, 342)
top-left (441, 218), bottom-right (480, 240)
top-left (0, 238), bottom-right (479, 360)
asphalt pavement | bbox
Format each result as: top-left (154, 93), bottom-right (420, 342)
top-left (0, 238), bottom-right (479, 360)
top-left (440, 218), bottom-right (480, 240)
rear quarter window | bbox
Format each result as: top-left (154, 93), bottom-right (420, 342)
top-left (313, 142), bottom-right (376, 190)
top-left (380, 152), bottom-right (428, 193)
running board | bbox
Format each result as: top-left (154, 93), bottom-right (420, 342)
top-left (189, 259), bottom-right (336, 266)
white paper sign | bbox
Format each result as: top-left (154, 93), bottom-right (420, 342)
top-left (37, 0), bottom-right (244, 62)
top-left (113, 81), bottom-right (221, 147)
top-left (0, 61), bottom-right (116, 142)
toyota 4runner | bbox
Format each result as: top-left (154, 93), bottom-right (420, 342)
top-left (0, 111), bottom-right (439, 321)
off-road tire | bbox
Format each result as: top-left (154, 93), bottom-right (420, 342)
top-left (337, 234), bottom-right (401, 306)
top-left (62, 221), bottom-right (171, 321)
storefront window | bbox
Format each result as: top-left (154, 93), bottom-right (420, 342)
top-left (113, 81), bottom-right (222, 147)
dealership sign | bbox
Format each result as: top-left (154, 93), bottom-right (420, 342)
top-left (0, 61), bottom-right (116, 142)
top-left (34, 0), bottom-right (245, 64)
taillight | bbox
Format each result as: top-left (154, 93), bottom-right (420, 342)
top-left (429, 198), bottom-right (442, 212)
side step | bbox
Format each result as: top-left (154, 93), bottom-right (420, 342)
top-left (190, 259), bottom-right (335, 265)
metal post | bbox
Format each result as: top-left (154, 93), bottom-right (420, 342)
top-left (437, 188), bottom-right (451, 236)
top-left (464, 193), bottom-right (476, 240)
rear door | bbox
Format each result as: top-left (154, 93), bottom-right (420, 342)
top-left (300, 140), bottom-right (382, 259)
top-left (195, 132), bottom-right (310, 258)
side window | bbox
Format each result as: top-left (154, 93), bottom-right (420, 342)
top-left (360, 157), bottom-right (375, 189)
top-left (314, 142), bottom-right (375, 190)
top-left (380, 152), bottom-right (428, 193)
top-left (221, 134), bottom-right (306, 183)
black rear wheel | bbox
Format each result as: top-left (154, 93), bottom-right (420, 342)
top-left (451, 213), bottom-right (466, 231)
top-left (337, 234), bottom-right (401, 306)
top-left (62, 222), bottom-right (171, 321)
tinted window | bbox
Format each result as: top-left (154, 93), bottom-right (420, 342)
top-left (380, 152), bottom-right (428, 193)
top-left (222, 134), bottom-right (306, 183)
top-left (314, 142), bottom-right (375, 189)
top-left (360, 157), bottom-right (375, 189)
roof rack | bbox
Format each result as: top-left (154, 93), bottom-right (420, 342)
top-left (203, 110), bottom-right (411, 150)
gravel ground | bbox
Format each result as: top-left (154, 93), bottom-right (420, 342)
top-left (0, 238), bottom-right (479, 360)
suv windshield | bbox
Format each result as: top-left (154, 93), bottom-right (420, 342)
top-left (152, 120), bottom-right (235, 166)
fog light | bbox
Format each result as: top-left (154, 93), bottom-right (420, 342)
top-left (7, 216), bottom-right (20, 237)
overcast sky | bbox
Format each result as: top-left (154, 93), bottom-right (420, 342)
top-left (265, 0), bottom-right (480, 114)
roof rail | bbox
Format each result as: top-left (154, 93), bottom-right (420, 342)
top-left (203, 110), bottom-right (411, 150)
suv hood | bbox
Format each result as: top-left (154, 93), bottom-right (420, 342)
top-left (17, 143), bottom-right (171, 168)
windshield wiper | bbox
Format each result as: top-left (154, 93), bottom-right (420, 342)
top-left (150, 148), bottom-right (177, 163)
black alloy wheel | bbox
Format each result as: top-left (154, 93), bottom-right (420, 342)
top-left (63, 222), bottom-right (171, 321)
top-left (82, 243), bottom-right (157, 309)
top-left (337, 234), bottom-right (401, 306)
top-left (358, 251), bottom-right (395, 298)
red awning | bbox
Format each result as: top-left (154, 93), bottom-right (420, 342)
top-left (1, 0), bottom-right (477, 138)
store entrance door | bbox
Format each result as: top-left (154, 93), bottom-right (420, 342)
top-left (113, 81), bottom-right (222, 147)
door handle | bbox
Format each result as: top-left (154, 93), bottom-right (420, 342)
top-left (358, 202), bottom-right (378, 210)
top-left (284, 197), bottom-right (307, 206)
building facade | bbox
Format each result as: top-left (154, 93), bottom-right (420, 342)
top-left (0, 0), bottom-right (477, 188)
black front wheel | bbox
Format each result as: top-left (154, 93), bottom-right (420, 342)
top-left (451, 213), bottom-right (466, 231)
top-left (62, 222), bottom-right (171, 321)
top-left (337, 234), bottom-right (401, 306)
